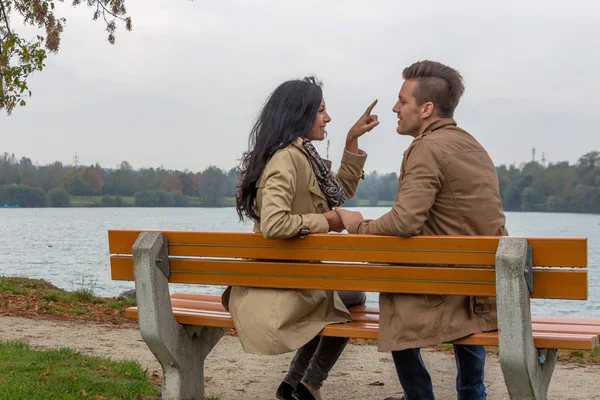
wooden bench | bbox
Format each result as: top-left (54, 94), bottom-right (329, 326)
top-left (108, 230), bottom-right (599, 400)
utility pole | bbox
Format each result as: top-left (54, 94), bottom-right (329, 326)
top-left (541, 152), bottom-right (546, 167)
top-left (73, 152), bottom-right (80, 167)
top-left (532, 148), bottom-right (536, 163)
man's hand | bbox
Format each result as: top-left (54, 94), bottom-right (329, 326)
top-left (335, 208), bottom-right (364, 232)
top-left (323, 210), bottom-right (345, 232)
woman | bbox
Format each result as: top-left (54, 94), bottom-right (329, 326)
top-left (224, 76), bottom-right (378, 400)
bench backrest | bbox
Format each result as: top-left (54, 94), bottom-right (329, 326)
top-left (108, 230), bottom-right (588, 300)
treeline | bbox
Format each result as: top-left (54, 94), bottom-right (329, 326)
top-left (351, 151), bottom-right (600, 214)
top-left (0, 156), bottom-right (236, 207)
top-left (0, 151), bottom-right (599, 213)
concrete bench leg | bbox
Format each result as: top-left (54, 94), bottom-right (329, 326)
top-left (495, 237), bottom-right (558, 400)
top-left (132, 231), bottom-right (225, 400)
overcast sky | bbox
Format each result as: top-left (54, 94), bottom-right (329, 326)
top-left (3, 0), bottom-right (599, 173)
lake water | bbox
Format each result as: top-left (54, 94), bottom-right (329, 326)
top-left (1, 208), bottom-right (599, 318)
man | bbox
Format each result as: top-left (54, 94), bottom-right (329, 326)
top-left (337, 60), bottom-right (508, 400)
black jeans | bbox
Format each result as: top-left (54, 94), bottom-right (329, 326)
top-left (283, 291), bottom-right (367, 389)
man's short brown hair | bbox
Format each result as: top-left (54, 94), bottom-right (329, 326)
top-left (402, 60), bottom-right (465, 118)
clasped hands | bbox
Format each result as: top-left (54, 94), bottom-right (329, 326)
top-left (323, 208), bottom-right (364, 233)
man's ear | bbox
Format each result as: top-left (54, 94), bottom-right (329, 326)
top-left (421, 102), bottom-right (435, 119)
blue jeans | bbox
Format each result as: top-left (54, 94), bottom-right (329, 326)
top-left (392, 345), bottom-right (486, 400)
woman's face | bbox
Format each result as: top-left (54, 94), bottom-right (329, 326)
top-left (305, 98), bottom-right (331, 141)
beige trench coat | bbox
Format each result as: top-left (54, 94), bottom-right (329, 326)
top-left (349, 118), bottom-right (508, 352)
top-left (222, 137), bottom-right (367, 355)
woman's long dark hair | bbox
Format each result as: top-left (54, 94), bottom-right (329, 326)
top-left (236, 76), bottom-right (323, 222)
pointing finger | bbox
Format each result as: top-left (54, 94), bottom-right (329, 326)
top-left (364, 99), bottom-right (378, 116)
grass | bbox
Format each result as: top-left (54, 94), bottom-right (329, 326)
top-left (0, 341), bottom-right (159, 400)
top-left (71, 196), bottom-right (135, 207)
top-left (0, 277), bottom-right (223, 399)
top-left (0, 276), bottom-right (136, 324)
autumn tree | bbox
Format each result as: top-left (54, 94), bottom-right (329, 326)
top-left (0, 0), bottom-right (132, 114)
top-left (159, 175), bottom-right (183, 196)
top-left (82, 164), bottom-right (103, 194)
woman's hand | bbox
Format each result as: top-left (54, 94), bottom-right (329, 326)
top-left (346, 100), bottom-right (379, 153)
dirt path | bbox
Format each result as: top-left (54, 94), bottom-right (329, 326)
top-left (1, 316), bottom-right (598, 399)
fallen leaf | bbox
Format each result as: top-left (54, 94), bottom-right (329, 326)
top-left (93, 396), bottom-right (107, 400)
top-left (82, 389), bottom-right (88, 397)
top-left (71, 376), bottom-right (78, 381)
top-left (98, 365), bottom-right (107, 371)
top-left (41, 368), bottom-right (50, 376)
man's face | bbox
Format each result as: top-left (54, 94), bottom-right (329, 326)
top-left (392, 80), bottom-right (423, 137)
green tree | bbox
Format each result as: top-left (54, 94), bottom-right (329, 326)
top-left (99, 194), bottom-right (115, 207)
top-left (111, 160), bottom-right (137, 196)
top-left (546, 195), bottom-right (567, 212)
top-left (47, 187), bottom-right (70, 207)
top-left (197, 166), bottom-right (228, 206)
top-left (178, 171), bottom-right (198, 197)
top-left (37, 161), bottom-right (67, 192)
top-left (0, 151), bottom-right (18, 184)
top-left (0, 183), bottom-right (45, 206)
top-left (1, 0), bottom-right (132, 114)
top-left (64, 168), bottom-right (90, 196)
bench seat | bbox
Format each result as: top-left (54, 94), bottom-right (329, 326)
top-left (124, 292), bottom-right (600, 351)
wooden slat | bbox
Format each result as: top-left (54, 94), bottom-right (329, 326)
top-left (170, 293), bottom-right (223, 302)
top-left (110, 256), bottom-right (587, 300)
top-left (171, 299), bottom-right (227, 313)
top-left (531, 323), bottom-right (600, 335)
top-left (123, 307), bottom-right (599, 350)
top-left (532, 316), bottom-right (600, 326)
top-left (450, 331), bottom-right (598, 350)
top-left (108, 230), bottom-right (587, 267)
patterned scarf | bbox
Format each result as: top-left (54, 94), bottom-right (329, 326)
top-left (301, 138), bottom-right (347, 209)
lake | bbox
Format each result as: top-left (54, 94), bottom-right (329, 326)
top-left (1, 208), bottom-right (598, 318)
